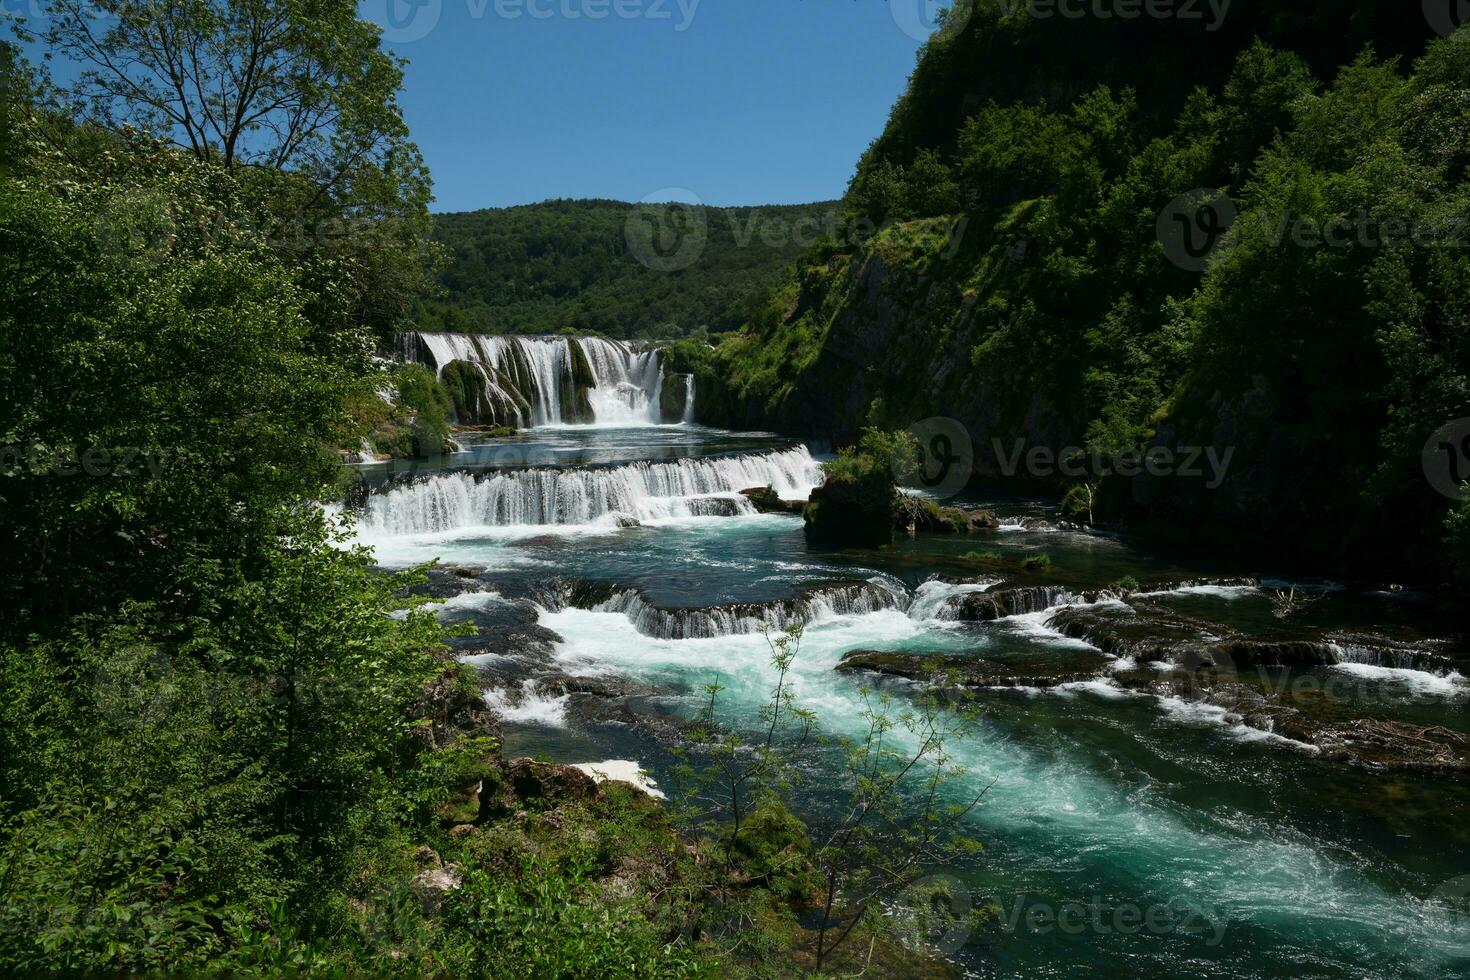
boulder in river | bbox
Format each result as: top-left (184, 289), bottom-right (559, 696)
top-left (803, 474), bottom-right (897, 547)
top-left (740, 485), bottom-right (805, 514)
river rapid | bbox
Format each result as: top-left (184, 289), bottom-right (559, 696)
top-left (344, 419), bottom-right (1470, 978)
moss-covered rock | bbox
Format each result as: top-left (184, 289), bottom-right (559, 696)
top-left (740, 485), bottom-right (805, 514)
top-left (562, 337), bottom-right (597, 422)
top-left (803, 474), bottom-right (897, 547)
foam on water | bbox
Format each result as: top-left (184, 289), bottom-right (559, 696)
top-left (1155, 695), bottom-right (1321, 753)
top-left (908, 579), bottom-right (1000, 621)
top-left (389, 589), bottom-right (504, 620)
top-left (1331, 662), bottom-right (1468, 698)
top-left (1136, 584), bottom-right (1262, 600)
top-left (483, 680), bottom-right (570, 727)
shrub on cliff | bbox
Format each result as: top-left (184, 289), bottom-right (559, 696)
top-left (804, 430), bottom-right (918, 546)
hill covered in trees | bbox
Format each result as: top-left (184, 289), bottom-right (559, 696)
top-left (692, 1), bottom-right (1470, 591)
top-left (418, 199), bottom-right (839, 339)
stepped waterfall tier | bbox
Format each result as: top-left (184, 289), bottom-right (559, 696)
top-left (399, 331), bottom-right (678, 427)
top-left (353, 446), bottom-right (822, 535)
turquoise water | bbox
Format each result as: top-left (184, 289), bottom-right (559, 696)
top-left (347, 424), bottom-right (1470, 977)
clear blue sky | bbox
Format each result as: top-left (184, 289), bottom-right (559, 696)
top-left (359, 0), bottom-right (934, 212)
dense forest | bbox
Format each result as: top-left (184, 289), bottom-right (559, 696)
top-left (692, 0), bottom-right (1470, 592)
top-left (418, 199), bottom-right (838, 339)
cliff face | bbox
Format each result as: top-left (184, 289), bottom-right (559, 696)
top-left (701, 5), bottom-right (1470, 582)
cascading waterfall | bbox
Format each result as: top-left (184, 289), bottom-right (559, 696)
top-left (399, 331), bottom-right (676, 427)
top-left (354, 446), bottom-right (823, 535)
top-left (682, 375), bottom-right (696, 424)
top-left (907, 578), bottom-right (1000, 621)
top-left (591, 580), bottom-right (905, 639)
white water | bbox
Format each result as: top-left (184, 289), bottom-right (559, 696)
top-left (682, 375), bottom-right (696, 423)
top-left (537, 601), bottom-right (1470, 972)
top-left (1331, 662), bottom-right (1468, 698)
top-left (569, 760), bottom-right (666, 799)
top-left (483, 680), bottom-right (570, 727)
top-left (907, 579), bottom-right (999, 621)
top-left (593, 579), bottom-right (904, 639)
top-left (402, 331), bottom-right (670, 427)
top-left (389, 589), bottom-right (504, 620)
top-left (354, 447), bottom-right (822, 536)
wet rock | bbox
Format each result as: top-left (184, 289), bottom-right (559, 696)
top-left (537, 673), bottom-right (658, 699)
top-left (570, 695), bottom-right (703, 742)
top-left (1209, 639), bottom-right (1339, 668)
top-left (740, 485), bottom-right (805, 514)
top-left (1046, 601), bottom-right (1221, 662)
top-left (1288, 719), bottom-right (1470, 772)
top-left (951, 586), bottom-right (1098, 621)
top-left (899, 496), bottom-right (1000, 534)
top-left (836, 649), bottom-right (1110, 689)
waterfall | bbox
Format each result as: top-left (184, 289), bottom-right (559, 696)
top-left (590, 580), bottom-right (905, 639)
top-left (353, 446), bottom-right (823, 535)
top-left (400, 331), bottom-right (667, 428)
top-left (682, 374), bottom-right (696, 424)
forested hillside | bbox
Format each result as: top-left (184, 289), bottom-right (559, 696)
top-left (698, 0), bottom-right (1470, 589)
top-left (419, 199), bottom-right (838, 339)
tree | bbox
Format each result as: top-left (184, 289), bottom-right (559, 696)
top-left (39, 1), bottom-right (411, 178)
top-left (811, 681), bottom-right (990, 971)
top-left (33, 0), bottom-right (436, 340)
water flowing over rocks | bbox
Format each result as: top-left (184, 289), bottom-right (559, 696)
top-left (546, 578), bottom-right (906, 639)
top-left (353, 446), bottom-right (822, 534)
top-left (949, 585), bottom-right (1106, 621)
top-left (836, 649), bottom-right (1111, 690)
top-left (401, 332), bottom-right (668, 427)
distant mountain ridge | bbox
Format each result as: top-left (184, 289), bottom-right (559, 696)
top-left (418, 198), bottom-right (839, 340)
